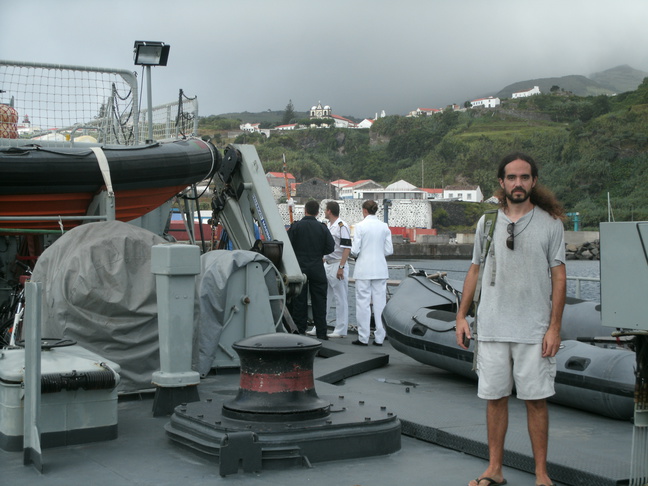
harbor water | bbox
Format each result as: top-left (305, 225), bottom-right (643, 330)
top-left (340, 259), bottom-right (600, 327)
top-left (383, 258), bottom-right (601, 301)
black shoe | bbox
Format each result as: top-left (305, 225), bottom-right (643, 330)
top-left (351, 339), bottom-right (368, 346)
top-left (317, 335), bottom-right (329, 340)
top-left (372, 341), bottom-right (383, 347)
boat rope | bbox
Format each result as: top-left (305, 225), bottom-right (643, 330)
top-left (90, 147), bottom-right (114, 197)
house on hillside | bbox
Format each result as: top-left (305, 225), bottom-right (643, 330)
top-left (275, 123), bottom-right (297, 131)
top-left (359, 179), bottom-right (428, 201)
top-left (357, 118), bottom-right (374, 129)
top-left (408, 107), bottom-right (441, 117)
top-left (338, 180), bottom-right (383, 199)
top-left (332, 114), bottom-right (356, 128)
top-left (512, 86), bottom-right (541, 98)
top-left (330, 179), bottom-right (352, 199)
top-left (470, 96), bottom-right (501, 108)
top-left (310, 102), bottom-right (332, 119)
top-left (420, 188), bottom-right (444, 199)
top-left (266, 171), bottom-right (296, 202)
top-left (240, 122), bottom-right (261, 132)
top-left (443, 185), bottom-right (483, 202)
top-left (331, 179), bottom-right (352, 187)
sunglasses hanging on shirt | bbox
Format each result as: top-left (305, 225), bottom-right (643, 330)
top-left (505, 207), bottom-right (535, 250)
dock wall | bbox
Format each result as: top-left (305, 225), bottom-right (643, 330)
top-left (390, 242), bottom-right (473, 259)
top-left (389, 231), bottom-right (600, 260)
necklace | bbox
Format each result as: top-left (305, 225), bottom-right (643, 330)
top-left (512, 207), bottom-right (534, 237)
top-left (505, 207), bottom-right (534, 251)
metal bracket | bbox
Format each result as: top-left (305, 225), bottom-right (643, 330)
top-left (219, 431), bottom-right (262, 476)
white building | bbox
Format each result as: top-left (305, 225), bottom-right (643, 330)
top-left (443, 185), bottom-right (483, 202)
top-left (356, 118), bottom-right (374, 129)
top-left (359, 179), bottom-right (428, 201)
top-left (408, 107), bottom-right (441, 117)
top-left (310, 102), bottom-right (332, 119)
top-left (275, 123), bottom-right (297, 131)
top-left (240, 122), bottom-right (261, 132)
top-left (338, 180), bottom-right (383, 199)
top-left (331, 114), bottom-right (356, 128)
top-left (470, 96), bottom-right (501, 108)
top-left (512, 86), bottom-right (541, 98)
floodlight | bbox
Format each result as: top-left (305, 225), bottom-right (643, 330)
top-left (133, 41), bottom-right (170, 66)
top-left (133, 40), bottom-right (170, 142)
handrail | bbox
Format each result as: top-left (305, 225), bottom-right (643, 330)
top-left (351, 264), bottom-right (601, 300)
top-left (566, 275), bottom-right (600, 299)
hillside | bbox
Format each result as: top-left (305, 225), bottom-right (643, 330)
top-left (589, 65), bottom-right (648, 93)
top-left (215, 110), bottom-right (308, 124)
top-left (214, 110), bottom-right (362, 125)
top-left (199, 78), bottom-right (648, 231)
top-left (496, 75), bottom-right (613, 99)
top-left (495, 65), bottom-right (648, 99)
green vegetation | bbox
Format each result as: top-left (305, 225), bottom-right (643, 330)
top-left (282, 100), bottom-right (296, 125)
top-left (199, 78), bottom-right (648, 230)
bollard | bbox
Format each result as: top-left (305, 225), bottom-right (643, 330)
top-left (222, 333), bottom-right (330, 422)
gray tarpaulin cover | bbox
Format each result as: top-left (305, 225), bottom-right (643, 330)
top-left (196, 250), bottom-right (282, 376)
top-left (31, 221), bottom-right (167, 392)
top-left (30, 222), bottom-right (282, 391)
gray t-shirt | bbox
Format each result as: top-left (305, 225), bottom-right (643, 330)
top-left (471, 206), bottom-right (565, 344)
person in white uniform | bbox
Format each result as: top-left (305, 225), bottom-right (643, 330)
top-left (321, 201), bottom-right (352, 338)
top-left (350, 200), bottom-right (393, 346)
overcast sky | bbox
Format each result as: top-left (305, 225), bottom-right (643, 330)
top-left (2, 0), bottom-right (648, 119)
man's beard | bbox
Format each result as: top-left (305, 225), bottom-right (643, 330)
top-left (505, 187), bottom-right (531, 204)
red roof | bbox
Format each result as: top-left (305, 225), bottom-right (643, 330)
top-left (267, 171), bottom-right (295, 180)
top-left (331, 179), bottom-right (352, 187)
top-left (331, 114), bottom-right (355, 124)
top-left (420, 188), bottom-right (443, 194)
top-left (342, 179), bottom-right (375, 188)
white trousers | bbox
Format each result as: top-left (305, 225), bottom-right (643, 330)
top-left (354, 279), bottom-right (387, 344)
top-left (325, 262), bottom-right (349, 335)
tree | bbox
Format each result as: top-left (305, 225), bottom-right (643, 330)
top-left (282, 99), bottom-right (295, 125)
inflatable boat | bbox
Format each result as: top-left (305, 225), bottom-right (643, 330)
top-left (382, 271), bottom-right (635, 420)
top-left (0, 138), bottom-right (218, 230)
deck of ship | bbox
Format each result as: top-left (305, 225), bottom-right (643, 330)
top-left (1, 332), bottom-right (634, 486)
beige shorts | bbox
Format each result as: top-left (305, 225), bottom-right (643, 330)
top-left (476, 341), bottom-right (556, 400)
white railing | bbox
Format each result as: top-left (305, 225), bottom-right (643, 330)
top-left (366, 265), bottom-right (602, 300)
top-left (567, 276), bottom-right (600, 300)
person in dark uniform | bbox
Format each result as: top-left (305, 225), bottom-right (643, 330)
top-left (288, 200), bottom-right (335, 339)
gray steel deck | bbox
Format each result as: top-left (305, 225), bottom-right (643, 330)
top-left (1, 336), bottom-right (634, 486)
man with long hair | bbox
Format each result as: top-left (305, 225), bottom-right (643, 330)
top-left (456, 153), bottom-right (566, 486)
